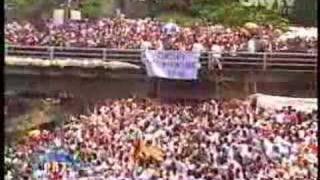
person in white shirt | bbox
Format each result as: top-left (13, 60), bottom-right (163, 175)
top-left (33, 165), bottom-right (46, 180)
top-left (247, 36), bottom-right (257, 53)
top-left (192, 41), bottom-right (205, 52)
top-left (54, 137), bottom-right (62, 148)
top-left (275, 111), bottom-right (285, 123)
top-left (155, 40), bottom-right (164, 50)
top-left (5, 170), bottom-right (13, 180)
top-left (211, 44), bottom-right (224, 57)
top-left (210, 43), bottom-right (224, 70)
top-left (263, 138), bottom-right (274, 159)
top-left (140, 39), bottom-right (152, 50)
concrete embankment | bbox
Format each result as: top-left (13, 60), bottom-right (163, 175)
top-left (5, 56), bottom-right (141, 70)
top-left (4, 56), bottom-right (316, 98)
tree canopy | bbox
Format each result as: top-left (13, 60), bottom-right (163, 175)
top-left (5, 0), bottom-right (316, 27)
top-left (153, 0), bottom-right (289, 28)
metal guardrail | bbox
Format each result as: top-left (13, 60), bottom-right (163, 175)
top-left (6, 45), bottom-right (317, 72)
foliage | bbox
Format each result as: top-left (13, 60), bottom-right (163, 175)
top-left (5, 0), bottom-right (292, 28)
top-left (5, 0), bottom-right (62, 20)
top-left (80, 0), bottom-right (116, 19)
top-left (80, 0), bottom-right (104, 19)
top-left (6, 0), bottom-right (116, 20)
top-left (190, 0), bottom-right (289, 29)
top-left (291, 0), bottom-right (317, 26)
top-left (155, 0), bottom-right (193, 12)
top-left (153, 0), bottom-right (289, 29)
top-left (6, 0), bottom-right (38, 7)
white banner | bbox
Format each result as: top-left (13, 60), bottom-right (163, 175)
top-left (70, 10), bottom-right (81, 20)
top-left (249, 93), bottom-right (317, 113)
top-left (53, 9), bottom-right (64, 25)
top-left (143, 50), bottom-right (201, 80)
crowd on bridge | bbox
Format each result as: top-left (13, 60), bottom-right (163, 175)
top-left (5, 97), bottom-right (317, 179)
top-left (5, 17), bottom-right (317, 53)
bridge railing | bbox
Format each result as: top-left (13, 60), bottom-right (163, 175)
top-left (6, 45), bottom-right (317, 72)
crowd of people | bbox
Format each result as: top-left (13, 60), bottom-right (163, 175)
top-left (5, 17), bottom-right (318, 53)
top-left (5, 97), bottom-right (317, 179)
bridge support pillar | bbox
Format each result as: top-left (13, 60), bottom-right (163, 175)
top-left (252, 71), bottom-right (257, 94)
top-left (149, 78), bottom-right (160, 98)
top-left (215, 73), bottom-right (221, 100)
top-left (314, 71), bottom-right (317, 96)
top-left (309, 81), bottom-right (316, 97)
top-left (244, 78), bottom-right (250, 96)
top-left (253, 81), bottom-right (257, 94)
top-left (243, 72), bottom-right (258, 96)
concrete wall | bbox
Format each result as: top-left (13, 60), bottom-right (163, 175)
top-left (5, 66), bottom-right (317, 101)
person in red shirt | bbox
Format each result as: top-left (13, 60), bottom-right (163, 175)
top-left (288, 109), bottom-right (298, 124)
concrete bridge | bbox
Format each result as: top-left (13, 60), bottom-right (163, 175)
top-left (5, 45), bottom-right (317, 99)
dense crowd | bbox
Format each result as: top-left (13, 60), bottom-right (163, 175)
top-left (5, 97), bottom-right (317, 180)
top-left (5, 17), bottom-right (317, 53)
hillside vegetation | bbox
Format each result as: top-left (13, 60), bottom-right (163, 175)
top-left (5, 0), bottom-right (316, 27)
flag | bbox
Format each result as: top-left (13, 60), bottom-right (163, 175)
top-left (132, 139), bottom-right (165, 164)
top-left (28, 129), bottom-right (41, 137)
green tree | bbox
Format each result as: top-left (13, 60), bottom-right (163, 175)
top-left (152, 0), bottom-right (289, 28)
top-left (291, 0), bottom-right (317, 26)
top-left (80, 0), bottom-right (115, 18)
top-left (80, 0), bottom-right (103, 18)
top-left (193, 0), bottom-right (288, 26)
top-left (5, 0), bottom-right (63, 20)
